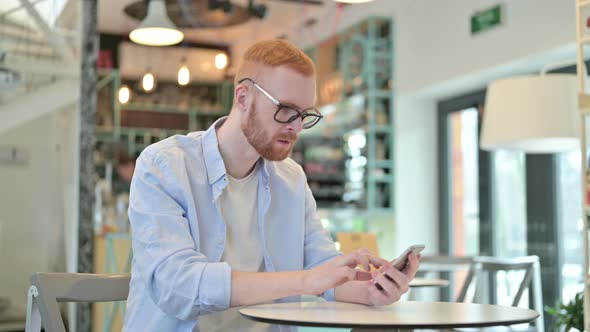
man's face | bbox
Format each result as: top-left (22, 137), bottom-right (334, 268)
top-left (241, 66), bottom-right (316, 161)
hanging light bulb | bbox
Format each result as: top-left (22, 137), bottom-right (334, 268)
top-left (118, 85), bottom-right (131, 104)
top-left (129, 0), bottom-right (184, 46)
top-left (178, 59), bottom-right (190, 86)
top-left (215, 52), bottom-right (228, 70)
top-left (142, 72), bottom-right (155, 92)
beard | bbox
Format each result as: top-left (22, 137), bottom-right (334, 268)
top-left (241, 103), bottom-right (297, 161)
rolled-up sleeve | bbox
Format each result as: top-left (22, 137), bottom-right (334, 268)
top-left (129, 152), bottom-right (231, 320)
top-left (302, 180), bottom-right (341, 301)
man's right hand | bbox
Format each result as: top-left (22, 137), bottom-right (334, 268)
top-left (301, 249), bottom-right (390, 295)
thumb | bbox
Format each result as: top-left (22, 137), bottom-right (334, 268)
top-left (355, 270), bottom-right (372, 281)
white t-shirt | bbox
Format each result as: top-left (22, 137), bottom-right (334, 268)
top-left (197, 163), bottom-right (272, 332)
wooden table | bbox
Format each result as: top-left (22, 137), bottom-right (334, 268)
top-left (240, 301), bottom-right (539, 332)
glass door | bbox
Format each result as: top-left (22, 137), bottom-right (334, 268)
top-left (447, 107), bottom-right (480, 257)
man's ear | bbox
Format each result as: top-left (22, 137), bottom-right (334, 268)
top-left (234, 84), bottom-right (250, 113)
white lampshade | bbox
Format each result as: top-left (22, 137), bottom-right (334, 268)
top-left (129, 0), bottom-right (184, 46)
top-left (480, 74), bottom-right (579, 154)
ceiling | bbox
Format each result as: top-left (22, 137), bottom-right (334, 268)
top-left (98, 0), bottom-right (333, 47)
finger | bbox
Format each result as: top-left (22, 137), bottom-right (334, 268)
top-left (339, 266), bottom-right (358, 283)
top-left (339, 252), bottom-right (362, 268)
top-left (355, 270), bottom-right (372, 281)
top-left (367, 280), bottom-right (391, 305)
top-left (403, 253), bottom-right (420, 279)
top-left (384, 267), bottom-right (410, 293)
top-left (366, 255), bottom-right (392, 270)
top-left (357, 247), bottom-right (374, 256)
top-left (359, 254), bottom-right (371, 272)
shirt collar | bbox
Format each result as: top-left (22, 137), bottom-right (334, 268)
top-left (202, 116), bottom-right (270, 186)
top-left (202, 117), bottom-right (228, 185)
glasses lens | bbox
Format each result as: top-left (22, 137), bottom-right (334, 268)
top-left (302, 115), bottom-right (321, 129)
top-left (275, 107), bottom-right (300, 123)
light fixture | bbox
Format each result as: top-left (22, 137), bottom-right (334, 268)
top-left (333, 0), bottom-right (375, 3)
top-left (118, 85), bottom-right (131, 104)
top-left (480, 74), bottom-right (579, 153)
top-left (129, 0), bottom-right (184, 46)
top-left (178, 59), bottom-right (190, 86)
top-left (142, 71), bottom-right (155, 92)
top-left (248, 1), bottom-right (267, 19)
top-left (215, 52), bottom-right (228, 69)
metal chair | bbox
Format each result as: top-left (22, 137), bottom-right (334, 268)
top-left (25, 272), bottom-right (130, 332)
top-left (464, 256), bottom-right (545, 332)
top-left (416, 255), bottom-right (476, 302)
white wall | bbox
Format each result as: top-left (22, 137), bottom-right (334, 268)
top-left (394, 96), bottom-right (438, 255)
top-left (247, 0), bottom-right (577, 255)
top-left (0, 107), bottom-right (78, 311)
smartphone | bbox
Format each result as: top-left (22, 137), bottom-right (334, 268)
top-left (372, 244), bottom-right (425, 290)
top-left (391, 244), bottom-right (425, 270)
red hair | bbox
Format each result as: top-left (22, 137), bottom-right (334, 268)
top-left (235, 39), bottom-right (315, 85)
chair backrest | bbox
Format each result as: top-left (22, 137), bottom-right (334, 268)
top-left (417, 255), bottom-right (476, 302)
top-left (418, 255), bottom-right (544, 332)
top-left (468, 255), bottom-right (544, 332)
top-left (25, 272), bottom-right (130, 332)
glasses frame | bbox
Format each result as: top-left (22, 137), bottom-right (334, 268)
top-left (238, 77), bottom-right (323, 129)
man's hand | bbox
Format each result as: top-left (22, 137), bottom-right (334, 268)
top-left (335, 252), bottom-right (421, 305)
top-left (302, 249), bottom-right (389, 295)
top-left (366, 252), bottom-right (419, 304)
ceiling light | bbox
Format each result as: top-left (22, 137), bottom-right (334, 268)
top-left (480, 74), bottom-right (579, 153)
top-left (142, 72), bottom-right (155, 92)
top-left (215, 53), bottom-right (228, 69)
top-left (129, 0), bottom-right (184, 46)
top-left (118, 85), bottom-right (131, 104)
top-left (178, 63), bottom-right (190, 86)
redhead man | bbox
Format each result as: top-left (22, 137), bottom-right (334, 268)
top-left (123, 40), bottom-right (420, 331)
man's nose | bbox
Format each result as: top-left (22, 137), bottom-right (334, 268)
top-left (286, 117), bottom-right (304, 133)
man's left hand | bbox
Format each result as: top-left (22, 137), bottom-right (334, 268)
top-left (364, 252), bottom-right (421, 305)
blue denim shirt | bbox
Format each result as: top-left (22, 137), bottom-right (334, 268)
top-left (123, 118), bottom-right (340, 331)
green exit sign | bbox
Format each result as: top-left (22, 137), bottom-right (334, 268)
top-left (471, 5), bottom-right (503, 35)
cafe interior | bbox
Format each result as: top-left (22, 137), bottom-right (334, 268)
top-left (0, 0), bottom-right (589, 331)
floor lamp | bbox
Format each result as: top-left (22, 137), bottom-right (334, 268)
top-left (480, 73), bottom-right (583, 330)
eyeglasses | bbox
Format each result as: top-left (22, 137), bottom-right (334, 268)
top-left (238, 77), bottom-right (323, 129)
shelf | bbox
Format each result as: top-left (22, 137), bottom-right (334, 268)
top-left (373, 175), bottom-right (393, 183)
top-left (374, 160), bottom-right (393, 169)
top-left (313, 193), bottom-right (344, 200)
top-left (307, 174), bottom-right (345, 182)
top-left (374, 126), bottom-right (393, 134)
top-left (123, 103), bottom-right (225, 116)
top-left (365, 90), bottom-right (393, 99)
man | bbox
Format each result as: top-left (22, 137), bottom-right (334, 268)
top-left (123, 40), bottom-right (420, 331)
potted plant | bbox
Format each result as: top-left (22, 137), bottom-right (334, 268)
top-left (545, 291), bottom-right (584, 332)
